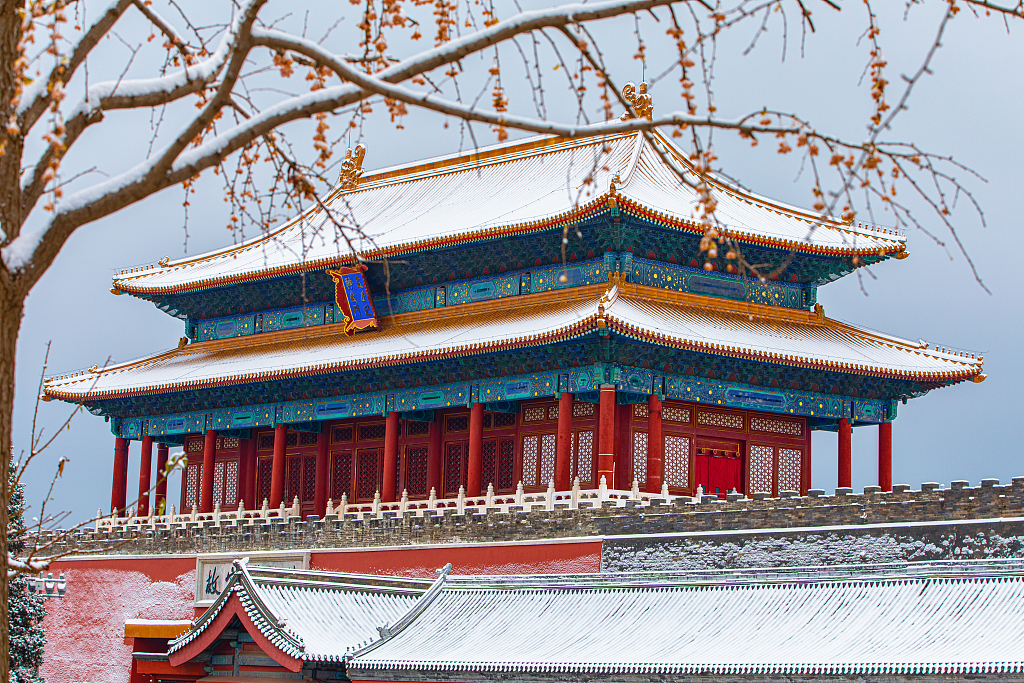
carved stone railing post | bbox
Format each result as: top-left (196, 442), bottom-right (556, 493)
top-left (599, 476), bottom-right (608, 502)
top-left (571, 478), bottom-right (580, 508)
top-left (339, 493), bottom-right (348, 516)
top-left (191, 504), bottom-right (198, 523)
top-left (661, 481), bottom-right (670, 500)
top-left (400, 489), bottom-right (409, 512)
top-left (631, 479), bottom-right (640, 499)
top-left (515, 482), bottom-right (524, 506)
top-left (326, 498), bottom-right (335, 517)
top-left (428, 487), bottom-right (437, 510)
top-left (213, 501), bottom-right (222, 526)
top-left (546, 480), bottom-right (555, 510)
top-left (485, 483), bottom-right (494, 509)
top-left (261, 498), bottom-right (270, 519)
top-left (372, 490), bottom-right (381, 517)
top-left (457, 486), bottom-right (465, 515)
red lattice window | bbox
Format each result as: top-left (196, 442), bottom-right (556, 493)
top-left (632, 432), bottom-right (648, 486)
top-left (522, 406), bottom-right (545, 422)
top-left (663, 405), bottom-right (691, 423)
top-left (359, 423), bottom-right (386, 441)
top-left (443, 441), bottom-right (466, 497)
top-left (213, 461), bottom-right (225, 506)
top-left (547, 405), bottom-right (559, 421)
top-left (303, 455), bottom-right (316, 502)
top-left (187, 438), bottom-right (204, 453)
top-left (493, 413), bottom-right (517, 428)
top-left (220, 437), bottom-right (241, 450)
top-left (697, 411), bottom-right (743, 430)
top-left (664, 435), bottom-right (690, 489)
top-left (521, 433), bottom-right (555, 488)
top-left (481, 441), bottom-right (497, 490)
top-left (750, 416), bottom-right (803, 437)
top-left (331, 451), bottom-right (352, 501)
top-left (633, 403), bottom-right (649, 418)
top-left (256, 457), bottom-right (272, 506)
top-left (405, 447), bottom-right (428, 497)
top-left (778, 448), bottom-right (802, 493)
top-left (445, 415), bottom-right (469, 433)
top-left (497, 439), bottom-right (515, 492)
top-left (224, 460), bottom-right (239, 508)
top-left (749, 445), bottom-right (774, 495)
top-left (258, 433), bottom-right (275, 450)
top-left (286, 457), bottom-right (302, 504)
top-left (407, 420), bottom-right (430, 437)
top-left (522, 435), bottom-right (538, 486)
top-left (356, 449), bottom-right (381, 501)
top-left (572, 431), bottom-right (594, 486)
top-left (300, 432), bottom-right (319, 447)
top-left (573, 402), bottom-right (595, 418)
top-left (482, 414), bottom-right (492, 429)
top-left (184, 463), bottom-right (201, 509)
top-left (332, 426), bottom-right (354, 443)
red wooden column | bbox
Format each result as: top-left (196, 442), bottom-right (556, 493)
top-left (597, 385), bottom-right (616, 486)
top-left (427, 419), bottom-right (442, 495)
top-left (236, 438), bottom-right (251, 510)
top-left (270, 423), bottom-right (287, 508)
top-left (879, 422), bottom-right (892, 492)
top-left (646, 394), bottom-right (663, 494)
top-left (155, 443), bottom-right (169, 514)
top-left (111, 437), bottom-right (129, 514)
top-left (555, 392), bottom-right (573, 490)
top-left (615, 404), bottom-right (632, 489)
top-left (382, 411), bottom-right (400, 502)
top-left (200, 429), bottom-right (217, 513)
top-left (314, 427), bottom-right (330, 516)
top-left (137, 436), bottom-right (154, 517)
top-left (466, 403), bottom-right (484, 496)
top-left (838, 418), bottom-right (852, 489)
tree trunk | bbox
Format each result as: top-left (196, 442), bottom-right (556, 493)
top-left (0, 287), bottom-right (24, 683)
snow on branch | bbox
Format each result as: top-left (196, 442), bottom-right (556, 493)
top-left (7, 552), bottom-right (50, 578)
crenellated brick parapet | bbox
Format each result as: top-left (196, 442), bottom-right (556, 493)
top-left (39, 477), bottom-right (1024, 559)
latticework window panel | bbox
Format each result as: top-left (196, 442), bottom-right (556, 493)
top-left (497, 439), bottom-right (515, 491)
top-left (256, 458), bottom-right (272, 505)
top-left (697, 411), bottom-right (743, 430)
top-left (493, 412), bottom-right (517, 428)
top-left (573, 402), bottom-right (595, 418)
top-left (521, 435), bottom-right (539, 487)
top-left (572, 431), bottom-right (594, 486)
top-left (749, 445), bottom-right (774, 495)
top-left (303, 456), bottom-right (317, 501)
top-left (750, 416), bottom-right (803, 437)
top-left (633, 403), bottom-right (649, 418)
top-left (443, 442), bottom-right (466, 496)
top-left (778, 448), bottom-right (802, 493)
top-left (285, 432), bottom-right (298, 447)
top-left (664, 435), bottom-right (690, 489)
top-left (445, 414), bottom-right (469, 433)
top-left (359, 423), bottom-right (386, 441)
top-left (663, 406), bottom-right (691, 423)
top-left (213, 461), bottom-right (225, 506)
top-left (300, 432), bottom-right (319, 447)
top-left (405, 447), bottom-right (428, 496)
top-left (356, 449), bottom-right (381, 501)
top-left (331, 451), bottom-right (352, 501)
top-left (332, 426), bottom-right (354, 443)
top-left (632, 432), bottom-right (648, 486)
top-left (187, 438), bottom-right (204, 453)
top-left (539, 433), bottom-right (556, 487)
top-left (481, 441), bottom-right (497, 490)
top-left (547, 405), bottom-right (559, 421)
top-left (184, 463), bottom-right (201, 508)
top-left (259, 433), bottom-right (275, 450)
top-left (224, 460), bottom-right (239, 508)
top-left (406, 420), bottom-right (431, 437)
top-left (287, 458), bottom-right (302, 503)
top-left (523, 406), bottom-right (545, 422)
top-left (221, 437), bottom-right (241, 450)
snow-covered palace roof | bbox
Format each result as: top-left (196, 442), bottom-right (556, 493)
top-left (43, 281), bottom-right (981, 402)
top-left (170, 560), bottom-right (1024, 678)
top-left (111, 130), bottom-right (906, 297)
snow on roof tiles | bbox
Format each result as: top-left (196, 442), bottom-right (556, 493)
top-left (111, 132), bottom-right (906, 296)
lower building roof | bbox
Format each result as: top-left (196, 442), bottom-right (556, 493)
top-left (349, 560), bottom-right (1024, 676)
top-left (43, 281), bottom-right (982, 403)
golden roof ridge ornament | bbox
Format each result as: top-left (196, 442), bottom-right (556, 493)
top-left (339, 144), bottom-right (366, 190)
top-left (620, 82), bottom-right (653, 121)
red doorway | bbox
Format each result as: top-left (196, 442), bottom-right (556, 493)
top-left (694, 438), bottom-right (743, 498)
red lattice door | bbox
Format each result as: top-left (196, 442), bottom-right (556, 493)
top-left (354, 448), bottom-right (382, 502)
top-left (442, 441), bottom-right (467, 498)
top-left (520, 432), bottom-right (556, 490)
top-left (479, 438), bottom-right (515, 494)
top-left (330, 449), bottom-right (353, 503)
top-left (694, 438), bottom-right (743, 499)
top-left (284, 454), bottom-right (317, 515)
top-left (254, 456), bottom-right (273, 508)
top-left (404, 446), bottom-right (429, 498)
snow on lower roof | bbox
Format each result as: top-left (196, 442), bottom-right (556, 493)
top-left (349, 560), bottom-right (1024, 675)
top-left (43, 283), bottom-right (980, 402)
top-left (111, 132), bottom-right (906, 296)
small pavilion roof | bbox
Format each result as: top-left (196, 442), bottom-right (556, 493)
top-left (111, 131), bottom-right (906, 297)
top-left (348, 560), bottom-right (1024, 676)
top-left (43, 282), bottom-right (981, 403)
top-left (167, 562), bottom-right (431, 669)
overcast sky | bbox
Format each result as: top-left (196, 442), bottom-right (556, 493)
top-left (11, 1), bottom-right (1023, 524)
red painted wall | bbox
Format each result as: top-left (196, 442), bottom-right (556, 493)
top-left (41, 557), bottom-right (196, 683)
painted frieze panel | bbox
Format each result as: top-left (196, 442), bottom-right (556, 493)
top-left (207, 405), bottom-right (276, 431)
top-left (394, 384), bottom-right (472, 412)
top-left (446, 272), bottom-right (520, 305)
top-left (263, 303), bottom-right (325, 332)
top-left (529, 259), bottom-right (607, 294)
top-left (664, 374), bottom-right (849, 420)
top-left (476, 371), bottom-right (560, 403)
top-left (196, 314), bottom-right (255, 342)
top-left (374, 287), bottom-right (436, 316)
top-left (280, 395), bottom-right (385, 423)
